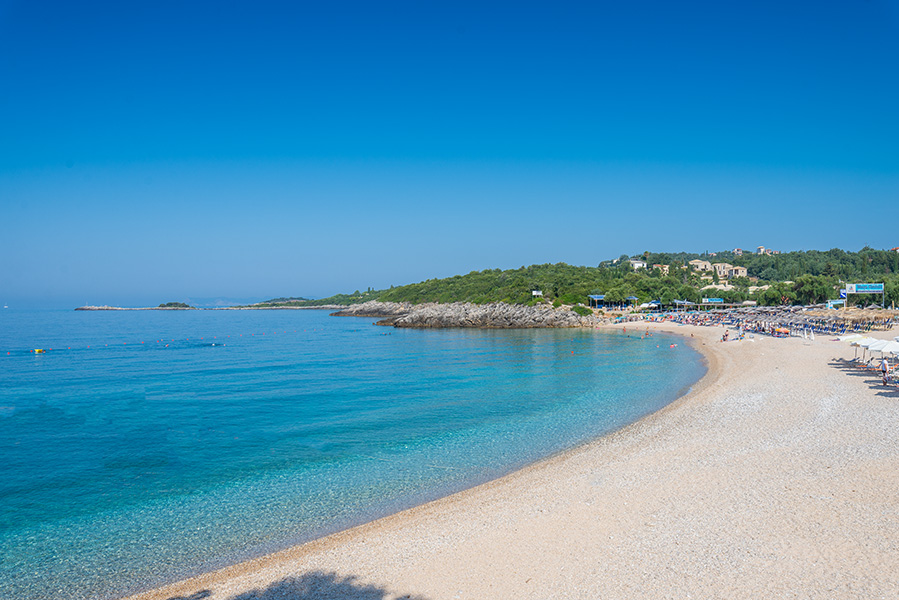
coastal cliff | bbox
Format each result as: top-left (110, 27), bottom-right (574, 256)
top-left (332, 301), bottom-right (604, 328)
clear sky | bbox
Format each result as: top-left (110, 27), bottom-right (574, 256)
top-left (2, 1), bottom-right (898, 307)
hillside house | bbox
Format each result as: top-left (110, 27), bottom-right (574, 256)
top-left (712, 262), bottom-right (733, 278)
top-left (688, 259), bottom-right (712, 272)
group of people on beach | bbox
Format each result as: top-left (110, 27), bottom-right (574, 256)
top-left (621, 309), bottom-right (897, 387)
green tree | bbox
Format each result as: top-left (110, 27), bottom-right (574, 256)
top-left (759, 267), bottom-right (778, 281)
top-left (660, 287), bottom-right (678, 305)
top-left (603, 288), bottom-right (626, 305)
top-left (792, 275), bottom-right (833, 305)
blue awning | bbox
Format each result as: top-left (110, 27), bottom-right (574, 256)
top-left (588, 294), bottom-right (605, 300)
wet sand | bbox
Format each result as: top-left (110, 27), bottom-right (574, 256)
top-left (126, 322), bottom-right (899, 600)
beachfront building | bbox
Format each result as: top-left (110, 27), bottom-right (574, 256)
top-left (629, 259), bottom-right (647, 270)
top-left (688, 259), bottom-right (712, 272)
top-left (728, 266), bottom-right (748, 278)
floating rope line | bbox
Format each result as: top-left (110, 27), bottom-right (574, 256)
top-left (4, 327), bottom-right (334, 357)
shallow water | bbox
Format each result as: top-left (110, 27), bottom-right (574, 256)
top-left (0, 308), bottom-right (704, 600)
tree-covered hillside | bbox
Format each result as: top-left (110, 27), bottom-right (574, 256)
top-left (277, 247), bottom-right (899, 308)
top-left (632, 247), bottom-right (899, 283)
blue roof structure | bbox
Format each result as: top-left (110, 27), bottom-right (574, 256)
top-left (588, 294), bottom-right (605, 300)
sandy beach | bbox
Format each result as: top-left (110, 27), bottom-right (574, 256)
top-left (127, 322), bottom-right (899, 600)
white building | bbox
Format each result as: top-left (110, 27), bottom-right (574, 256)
top-left (688, 259), bottom-right (712, 272)
top-left (712, 262), bottom-right (733, 279)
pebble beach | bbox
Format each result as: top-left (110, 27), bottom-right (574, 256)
top-left (127, 322), bottom-right (899, 600)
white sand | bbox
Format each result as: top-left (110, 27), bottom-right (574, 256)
top-left (127, 323), bottom-right (899, 600)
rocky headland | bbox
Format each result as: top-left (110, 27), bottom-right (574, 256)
top-left (331, 300), bottom-right (604, 328)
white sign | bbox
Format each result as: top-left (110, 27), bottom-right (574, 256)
top-left (846, 283), bottom-right (884, 294)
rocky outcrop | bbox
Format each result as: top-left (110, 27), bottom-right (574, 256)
top-left (330, 301), bottom-right (415, 318)
top-left (333, 301), bottom-right (604, 329)
top-left (221, 304), bottom-right (349, 310)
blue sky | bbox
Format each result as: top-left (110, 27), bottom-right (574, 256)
top-left (2, 1), bottom-right (898, 307)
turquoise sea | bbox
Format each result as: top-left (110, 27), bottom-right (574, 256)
top-left (0, 308), bottom-right (704, 600)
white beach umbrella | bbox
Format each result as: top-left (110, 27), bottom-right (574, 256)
top-left (876, 340), bottom-right (899, 356)
top-left (850, 337), bottom-right (878, 361)
top-left (839, 334), bottom-right (864, 342)
top-left (867, 339), bottom-right (890, 352)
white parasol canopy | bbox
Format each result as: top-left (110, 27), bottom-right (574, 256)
top-left (839, 334), bottom-right (865, 342)
top-left (875, 340), bottom-right (899, 356)
top-left (867, 339), bottom-right (890, 352)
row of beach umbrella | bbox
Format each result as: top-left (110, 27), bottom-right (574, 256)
top-left (841, 333), bottom-right (899, 361)
top-left (709, 306), bottom-right (897, 336)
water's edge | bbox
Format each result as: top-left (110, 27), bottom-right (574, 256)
top-left (121, 323), bottom-right (710, 600)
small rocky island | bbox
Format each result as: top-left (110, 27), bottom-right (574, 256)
top-left (75, 302), bottom-right (197, 311)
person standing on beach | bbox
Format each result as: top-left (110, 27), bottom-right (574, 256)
top-left (882, 356), bottom-right (890, 386)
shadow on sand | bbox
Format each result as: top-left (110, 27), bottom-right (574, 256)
top-left (195, 572), bottom-right (432, 600)
top-left (167, 591), bottom-right (212, 600)
top-left (829, 358), bottom-right (899, 396)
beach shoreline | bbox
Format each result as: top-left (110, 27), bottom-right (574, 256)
top-left (125, 321), bottom-right (899, 600)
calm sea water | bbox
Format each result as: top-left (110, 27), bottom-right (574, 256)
top-left (0, 308), bottom-right (704, 600)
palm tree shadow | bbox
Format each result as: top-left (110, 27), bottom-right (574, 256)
top-left (225, 571), bottom-right (429, 600)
